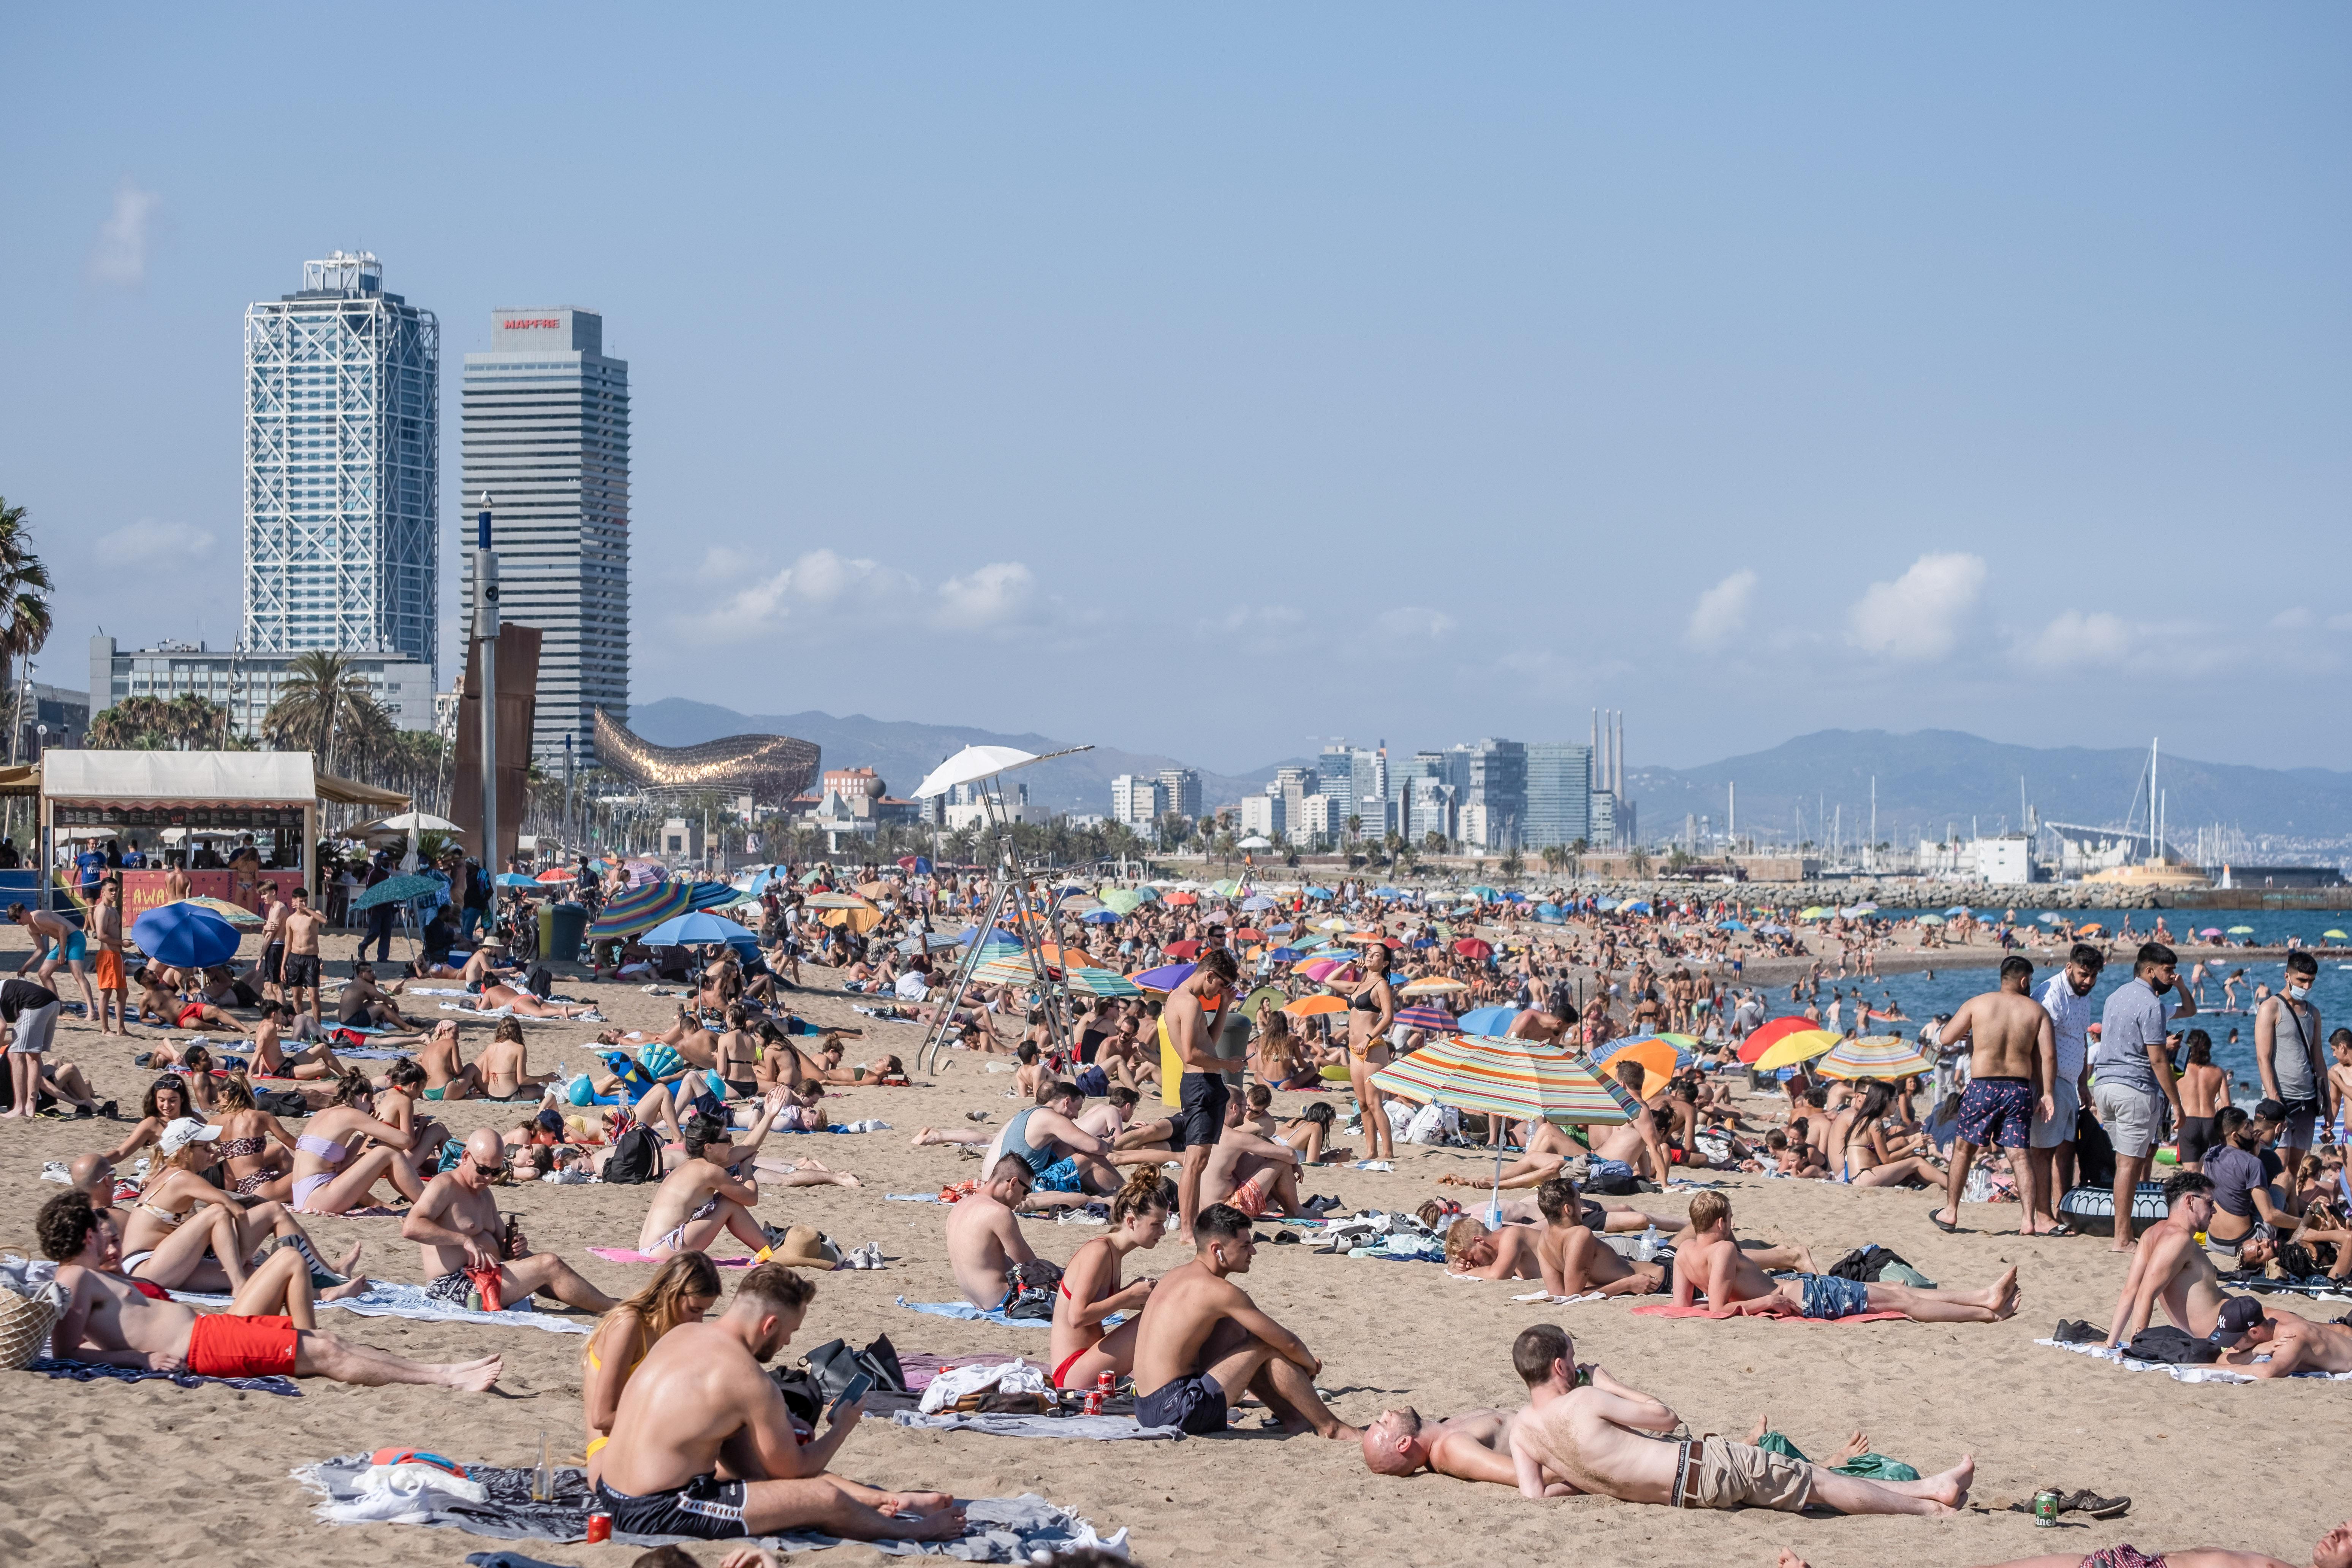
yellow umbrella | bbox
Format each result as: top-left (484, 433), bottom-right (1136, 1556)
top-left (1752, 1029), bottom-right (1842, 1072)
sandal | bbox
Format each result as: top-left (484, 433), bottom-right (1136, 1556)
top-left (1927, 1208), bottom-right (1964, 1233)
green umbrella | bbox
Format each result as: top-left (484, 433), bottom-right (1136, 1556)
top-left (2227, 926), bottom-right (2255, 935)
top-left (351, 873), bottom-right (441, 910)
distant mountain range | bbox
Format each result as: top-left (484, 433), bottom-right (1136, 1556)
top-left (628, 703), bottom-right (2352, 845)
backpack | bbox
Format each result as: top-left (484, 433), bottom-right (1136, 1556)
top-left (2073, 1104), bottom-right (2117, 1188)
top-left (1826, 1245), bottom-right (1917, 1284)
top-left (601, 1123), bottom-right (662, 1185)
top-left (527, 966), bottom-right (554, 1000)
top-left (1003, 1258), bottom-right (1063, 1320)
top-left (254, 1088), bottom-right (310, 1120)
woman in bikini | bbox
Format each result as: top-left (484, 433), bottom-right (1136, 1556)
top-left (1252, 1008), bottom-right (1321, 1092)
top-left (1047, 1168), bottom-right (1174, 1391)
top-left (375, 1060), bottom-right (454, 1185)
top-left (106, 1074), bottom-right (200, 1162)
top-left (287, 1072), bottom-right (426, 1215)
top-left (1274, 1100), bottom-right (1354, 1166)
top-left (1830, 1081), bottom-right (1944, 1188)
top-left (210, 1074), bottom-right (302, 1199)
top-left (119, 1118), bottom-right (364, 1294)
top-left (1345, 943), bottom-right (1399, 1165)
top-left (582, 1249), bottom-right (722, 1483)
top-left (714, 1005), bottom-right (761, 1098)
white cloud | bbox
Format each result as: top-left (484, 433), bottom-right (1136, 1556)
top-left (1849, 552), bottom-right (1986, 660)
top-left (2270, 606), bottom-right (2316, 631)
top-left (1201, 604), bottom-right (1309, 641)
top-left (88, 180), bottom-right (160, 286)
top-left (98, 519), bottom-right (213, 562)
top-left (703, 548), bottom-right (918, 639)
top-left (1685, 569), bottom-right (1758, 652)
top-left (1374, 605), bottom-right (1455, 642)
top-left (2029, 609), bottom-right (2137, 667)
top-left (933, 562), bottom-right (1037, 631)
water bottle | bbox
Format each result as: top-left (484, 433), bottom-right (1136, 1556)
top-left (530, 1429), bottom-right (552, 1502)
top-left (1635, 1225), bottom-right (1661, 1264)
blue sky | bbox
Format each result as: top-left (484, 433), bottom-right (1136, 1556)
top-left (3, 5), bottom-right (2346, 774)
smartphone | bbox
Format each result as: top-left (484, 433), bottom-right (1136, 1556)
top-left (828, 1371), bottom-right (874, 1419)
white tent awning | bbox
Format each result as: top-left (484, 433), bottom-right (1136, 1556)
top-left (42, 750), bottom-right (318, 807)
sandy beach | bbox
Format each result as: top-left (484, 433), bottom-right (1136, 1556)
top-left (4, 929), bottom-right (2347, 1568)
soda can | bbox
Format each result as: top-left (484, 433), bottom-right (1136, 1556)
top-left (1082, 1389), bottom-right (1102, 1416)
top-left (585, 1512), bottom-right (613, 1544)
top-left (2032, 1490), bottom-right (2062, 1528)
top-left (1097, 1371), bottom-right (1115, 1398)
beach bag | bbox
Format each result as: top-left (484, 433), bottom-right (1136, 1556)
top-left (1403, 1103), bottom-right (1458, 1146)
top-left (1826, 1245), bottom-right (1920, 1285)
top-left (601, 1124), bottom-right (662, 1185)
top-left (0, 1286), bottom-right (59, 1371)
top-left (255, 1088), bottom-right (309, 1119)
top-left (1003, 1258), bottom-right (1063, 1321)
top-left (2123, 1325), bottom-right (2218, 1365)
top-left (801, 1334), bottom-right (908, 1402)
top-left (2074, 1105), bottom-right (2116, 1189)
top-left (527, 966), bottom-right (553, 1000)
top-left (2057, 1181), bottom-right (2169, 1238)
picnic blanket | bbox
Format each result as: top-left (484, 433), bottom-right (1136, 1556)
top-left (896, 1297), bottom-right (1050, 1328)
top-left (2039, 1336), bottom-right (2352, 1385)
top-left (1508, 1289), bottom-right (1608, 1305)
top-left (893, 1410), bottom-right (1181, 1441)
top-left (590, 1247), bottom-right (756, 1267)
top-left (438, 1004), bottom-right (601, 1024)
top-left (1632, 1303), bottom-right (1909, 1324)
top-left (173, 1282), bottom-right (590, 1335)
top-left (291, 1453), bottom-right (1127, 1560)
top-left (26, 1354), bottom-right (301, 1396)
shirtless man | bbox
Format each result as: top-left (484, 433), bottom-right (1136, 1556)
top-left (280, 888), bottom-right (326, 1023)
top-left (1162, 949), bottom-right (1241, 1242)
top-left (2213, 1294), bottom-right (2352, 1380)
top-left (2102, 1171), bottom-right (2265, 1346)
top-left (1533, 1177), bottom-right (1668, 1297)
top-left (1929, 956), bottom-right (2056, 1235)
top-left (590, 1263), bottom-right (964, 1543)
top-left (944, 1157), bottom-right (1040, 1309)
top-left (255, 881), bottom-right (288, 1004)
top-left (335, 963), bottom-right (415, 1031)
top-left (1506, 1004), bottom-right (1570, 1045)
top-left (1676, 1191), bottom-right (2020, 1324)
top-left (1200, 1096), bottom-right (1305, 1220)
top-left (1129, 1202), bottom-right (1358, 1439)
top-left (1507, 1318), bottom-right (1974, 1514)
top-left (12, 902), bottom-right (97, 1021)
top-left (91, 878), bottom-right (127, 1034)
top-left (402, 1128), bottom-right (617, 1311)
top-left (40, 1189), bottom-right (500, 1390)
top-left (1360, 1406), bottom-right (1573, 1492)
top-left (635, 1101), bottom-right (790, 1259)
top-left (1591, 1100), bottom-right (1677, 1188)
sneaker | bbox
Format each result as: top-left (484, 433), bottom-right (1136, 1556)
top-left (2061, 1490), bottom-right (2130, 1519)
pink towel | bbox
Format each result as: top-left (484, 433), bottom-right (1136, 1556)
top-left (590, 1247), bottom-right (757, 1267)
top-left (1632, 1304), bottom-right (1909, 1324)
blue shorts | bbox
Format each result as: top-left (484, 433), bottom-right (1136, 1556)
top-left (1134, 1372), bottom-right (1228, 1435)
top-left (60, 930), bottom-right (88, 963)
top-left (1035, 1156), bottom-right (1084, 1193)
top-left (1798, 1272), bottom-right (1873, 1320)
top-left (1074, 1065), bottom-right (1109, 1099)
top-left (1957, 1076), bottom-right (2034, 1150)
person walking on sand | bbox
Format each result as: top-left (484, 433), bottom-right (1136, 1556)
top-left (1929, 957), bottom-right (2056, 1237)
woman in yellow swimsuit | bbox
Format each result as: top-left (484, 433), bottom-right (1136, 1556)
top-left (582, 1250), bottom-right (722, 1479)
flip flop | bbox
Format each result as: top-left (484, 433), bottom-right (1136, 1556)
top-left (2040, 1222), bottom-right (2077, 1238)
top-left (1927, 1208), bottom-right (1964, 1234)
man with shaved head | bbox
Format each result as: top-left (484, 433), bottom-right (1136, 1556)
top-left (402, 1127), bottom-right (616, 1312)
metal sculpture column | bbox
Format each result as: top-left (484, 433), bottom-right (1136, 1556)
top-left (474, 494), bottom-right (500, 934)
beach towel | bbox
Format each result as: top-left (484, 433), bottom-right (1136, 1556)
top-left (886, 1194), bottom-right (945, 1203)
top-left (438, 1004), bottom-right (601, 1024)
top-left (2038, 1336), bottom-right (2352, 1385)
top-left (1509, 1290), bottom-right (1608, 1305)
top-left (589, 1247), bottom-right (757, 1267)
top-left (26, 1354), bottom-right (301, 1396)
top-left (892, 1410), bottom-right (1182, 1441)
top-left (896, 1297), bottom-right (1052, 1328)
top-left (1631, 1303), bottom-right (1909, 1324)
top-left (291, 1454), bottom-right (1126, 1560)
top-left (172, 1282), bottom-right (590, 1336)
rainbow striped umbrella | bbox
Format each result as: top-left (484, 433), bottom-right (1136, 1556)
top-left (970, 956), bottom-right (1040, 986)
top-left (1392, 1003), bottom-right (1458, 1034)
top-left (1064, 967), bottom-right (1142, 998)
top-left (1816, 1035), bottom-right (1935, 1081)
top-left (1372, 1035), bottom-right (1630, 1128)
top-left (589, 878), bottom-right (692, 939)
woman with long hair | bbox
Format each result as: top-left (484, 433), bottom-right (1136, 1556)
top-left (211, 1073), bottom-right (302, 1198)
top-left (1344, 943), bottom-right (1399, 1163)
top-left (1048, 1167), bottom-right (1175, 1392)
top-left (583, 1250), bottom-right (723, 1479)
top-left (286, 1071), bottom-right (424, 1215)
top-left (105, 1074), bottom-right (197, 1161)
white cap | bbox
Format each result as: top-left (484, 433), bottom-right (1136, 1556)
top-left (158, 1117), bottom-right (222, 1157)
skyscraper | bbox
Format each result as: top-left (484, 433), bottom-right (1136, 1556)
top-left (242, 252), bottom-right (438, 673)
top-left (1156, 767), bottom-right (1202, 822)
top-left (1462, 739), bottom-right (1527, 848)
top-left (462, 308), bottom-right (630, 762)
top-left (1523, 742), bottom-right (1594, 848)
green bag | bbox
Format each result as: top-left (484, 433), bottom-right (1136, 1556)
top-left (1755, 1430), bottom-right (1920, 1482)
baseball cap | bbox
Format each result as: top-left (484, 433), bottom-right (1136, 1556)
top-left (2254, 1098), bottom-right (2287, 1124)
top-left (158, 1117), bottom-right (223, 1158)
top-left (2211, 1295), bottom-right (2265, 1345)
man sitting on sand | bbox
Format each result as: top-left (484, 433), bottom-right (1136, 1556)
top-left (40, 1190), bottom-right (500, 1390)
top-left (1360, 1405), bottom-right (1575, 1493)
top-left (1201, 1095), bottom-right (1307, 1219)
top-left (1129, 1202), bottom-right (1358, 1439)
top-left (402, 1129), bottom-right (618, 1311)
top-left (633, 1105), bottom-right (788, 1259)
top-left (2213, 1294), bottom-right (2352, 1379)
top-left (1675, 1191), bottom-right (2021, 1323)
top-left (1507, 1319), bottom-right (1975, 1514)
top-left (2104, 1171), bottom-right (2258, 1346)
top-left (1534, 1177), bottom-right (1669, 1297)
top-left (944, 1157), bottom-right (1043, 1309)
top-left (592, 1263), bottom-right (965, 1542)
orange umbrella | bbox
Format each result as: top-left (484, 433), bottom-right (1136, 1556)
top-left (1600, 1036), bottom-right (1682, 1091)
top-left (1284, 995), bottom-right (1348, 1017)
top-left (1165, 891), bottom-right (1198, 905)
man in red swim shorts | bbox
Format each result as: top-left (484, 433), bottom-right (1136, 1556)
top-left (37, 1190), bottom-right (504, 1392)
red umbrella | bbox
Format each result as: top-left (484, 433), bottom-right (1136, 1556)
top-left (1165, 939), bottom-right (1202, 959)
top-left (1738, 1015), bottom-right (1815, 1064)
top-left (1165, 891), bottom-right (1198, 905)
top-left (1232, 927), bottom-right (1265, 941)
top-left (1453, 937), bottom-right (1494, 960)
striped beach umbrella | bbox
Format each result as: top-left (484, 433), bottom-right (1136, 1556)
top-left (971, 956), bottom-right (1040, 986)
top-left (806, 891), bottom-right (878, 911)
top-left (1400, 976), bottom-right (1470, 996)
top-left (1371, 1035), bottom-right (1630, 1128)
top-left (1064, 967), bottom-right (1142, 998)
top-left (589, 878), bottom-right (693, 939)
top-left (1392, 1003), bottom-right (1458, 1033)
top-left (1816, 1035), bottom-right (1935, 1081)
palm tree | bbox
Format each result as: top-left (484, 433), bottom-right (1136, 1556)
top-left (263, 650), bottom-right (378, 774)
top-left (0, 497), bottom-right (54, 756)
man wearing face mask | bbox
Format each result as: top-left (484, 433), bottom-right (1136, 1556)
top-left (2256, 951), bottom-right (2326, 1187)
top-left (2028, 943), bottom-right (2105, 1234)
top-left (2093, 943), bottom-right (2197, 1252)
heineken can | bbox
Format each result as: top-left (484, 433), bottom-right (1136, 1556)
top-left (2032, 1490), bottom-right (2062, 1527)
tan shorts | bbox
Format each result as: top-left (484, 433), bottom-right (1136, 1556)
top-left (1676, 1436), bottom-right (1813, 1512)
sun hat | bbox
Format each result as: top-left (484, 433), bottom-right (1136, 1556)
top-left (158, 1117), bottom-right (223, 1157)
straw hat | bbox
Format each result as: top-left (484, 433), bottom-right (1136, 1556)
top-left (763, 1225), bottom-right (840, 1271)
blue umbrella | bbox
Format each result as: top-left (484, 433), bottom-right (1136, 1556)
top-left (1079, 909), bottom-right (1121, 925)
top-left (351, 873), bottom-right (442, 911)
top-left (1943, 905), bottom-right (1971, 916)
top-left (1456, 1004), bottom-right (1519, 1035)
top-left (1717, 919), bottom-right (1749, 931)
top-left (688, 880), bottom-right (741, 911)
top-left (131, 903), bottom-right (241, 969)
top-left (494, 872), bottom-right (542, 889)
top-left (1265, 946), bottom-right (1305, 962)
top-left (1594, 897), bottom-right (1618, 911)
top-left (1241, 894), bottom-right (1276, 911)
top-left (896, 931), bottom-right (964, 952)
top-left (642, 910), bottom-right (756, 947)
top-left (1757, 922), bottom-right (1792, 935)
top-left (1620, 900), bottom-right (1654, 915)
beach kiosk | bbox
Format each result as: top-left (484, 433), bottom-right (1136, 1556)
top-left (37, 751), bottom-right (408, 919)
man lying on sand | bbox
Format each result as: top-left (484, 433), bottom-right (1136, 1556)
top-left (2212, 1294), bottom-right (2352, 1378)
top-left (40, 1190), bottom-right (501, 1390)
top-left (592, 1263), bottom-right (965, 1542)
top-left (404, 1129), bottom-right (617, 1310)
top-left (1508, 1320), bottom-right (1974, 1513)
top-left (1360, 1404), bottom-right (1575, 1493)
top-left (1776, 1516), bottom-right (2352, 1567)
top-left (1675, 1191), bottom-right (2021, 1323)
top-left (1129, 1202), bottom-right (1358, 1439)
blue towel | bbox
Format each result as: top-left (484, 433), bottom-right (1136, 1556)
top-left (894, 1295), bottom-right (1046, 1327)
top-left (26, 1355), bottom-right (301, 1396)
